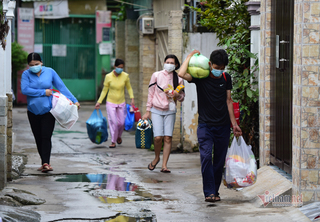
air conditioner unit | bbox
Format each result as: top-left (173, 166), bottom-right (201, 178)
top-left (141, 17), bottom-right (154, 34)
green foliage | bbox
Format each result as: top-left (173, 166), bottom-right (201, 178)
top-left (11, 42), bottom-right (28, 99)
top-left (116, 2), bottom-right (127, 21)
top-left (149, 143), bottom-right (155, 151)
top-left (12, 42), bottom-right (28, 75)
top-left (189, 0), bottom-right (259, 158)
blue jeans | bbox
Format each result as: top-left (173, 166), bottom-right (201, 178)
top-left (197, 123), bottom-right (230, 197)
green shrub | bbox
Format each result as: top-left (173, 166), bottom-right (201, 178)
top-left (11, 42), bottom-right (28, 98)
top-left (12, 42), bottom-right (28, 75)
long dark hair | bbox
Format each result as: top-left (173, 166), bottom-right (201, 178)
top-left (164, 54), bottom-right (180, 89)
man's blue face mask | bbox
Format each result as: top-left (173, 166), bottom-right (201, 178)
top-left (211, 68), bottom-right (224, 77)
top-left (29, 64), bottom-right (42, 73)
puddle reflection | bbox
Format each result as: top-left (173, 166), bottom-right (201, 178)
top-left (105, 215), bottom-right (156, 222)
top-left (56, 173), bottom-right (177, 203)
top-left (53, 130), bottom-right (85, 134)
top-left (56, 174), bottom-right (138, 191)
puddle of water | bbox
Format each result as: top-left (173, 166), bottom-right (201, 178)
top-left (55, 173), bottom-right (177, 202)
top-left (55, 174), bottom-right (92, 183)
top-left (56, 215), bottom-right (156, 222)
top-left (53, 130), bottom-right (85, 135)
top-left (106, 215), bottom-right (156, 222)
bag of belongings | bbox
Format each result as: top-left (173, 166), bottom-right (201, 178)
top-left (223, 136), bottom-right (257, 189)
top-left (187, 53), bottom-right (210, 79)
top-left (50, 89), bottom-right (78, 130)
top-left (135, 119), bottom-right (153, 149)
top-left (86, 109), bottom-right (108, 144)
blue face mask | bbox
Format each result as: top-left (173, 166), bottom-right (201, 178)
top-left (29, 65), bottom-right (42, 73)
top-left (211, 68), bottom-right (224, 77)
top-left (115, 68), bottom-right (123, 74)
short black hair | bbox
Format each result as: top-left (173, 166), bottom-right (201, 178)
top-left (27, 52), bottom-right (42, 64)
top-left (209, 49), bottom-right (228, 66)
top-left (164, 54), bottom-right (180, 70)
top-left (114, 58), bottom-right (124, 67)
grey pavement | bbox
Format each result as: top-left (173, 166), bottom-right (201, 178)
top-left (3, 104), bottom-right (311, 222)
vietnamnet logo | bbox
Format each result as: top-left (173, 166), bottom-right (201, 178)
top-left (39, 5), bottom-right (53, 12)
top-left (258, 190), bottom-right (303, 207)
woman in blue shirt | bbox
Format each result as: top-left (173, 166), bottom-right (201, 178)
top-left (21, 52), bottom-right (80, 172)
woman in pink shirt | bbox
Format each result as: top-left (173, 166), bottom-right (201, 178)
top-left (142, 55), bottom-right (185, 173)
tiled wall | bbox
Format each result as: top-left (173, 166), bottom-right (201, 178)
top-left (115, 21), bottom-right (125, 61)
top-left (125, 20), bottom-right (140, 106)
top-left (168, 11), bottom-right (183, 149)
top-left (259, 0), bottom-right (272, 166)
top-left (139, 32), bottom-right (156, 111)
top-left (260, 0), bottom-right (320, 203)
top-left (293, 0), bottom-right (320, 203)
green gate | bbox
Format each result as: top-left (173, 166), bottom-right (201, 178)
top-left (34, 16), bottom-right (96, 101)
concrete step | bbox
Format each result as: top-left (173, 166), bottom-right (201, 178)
top-left (240, 165), bottom-right (293, 207)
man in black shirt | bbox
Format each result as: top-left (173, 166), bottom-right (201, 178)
top-left (178, 49), bottom-right (242, 202)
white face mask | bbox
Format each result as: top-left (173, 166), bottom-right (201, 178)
top-left (164, 63), bottom-right (176, 73)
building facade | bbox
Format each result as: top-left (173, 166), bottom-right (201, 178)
top-left (259, 0), bottom-right (320, 203)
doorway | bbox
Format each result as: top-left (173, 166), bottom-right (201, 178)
top-left (270, 0), bottom-right (294, 174)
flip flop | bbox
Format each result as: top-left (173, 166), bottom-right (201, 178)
top-left (205, 194), bottom-right (216, 202)
top-left (148, 159), bottom-right (160, 171)
top-left (117, 138), bottom-right (122, 144)
top-left (41, 163), bottom-right (53, 173)
top-left (215, 195), bottom-right (221, 201)
top-left (160, 168), bottom-right (171, 173)
top-left (109, 143), bottom-right (116, 148)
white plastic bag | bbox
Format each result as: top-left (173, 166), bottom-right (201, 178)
top-left (223, 136), bottom-right (257, 188)
top-left (50, 90), bottom-right (78, 130)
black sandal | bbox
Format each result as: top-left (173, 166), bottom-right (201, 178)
top-left (205, 194), bottom-right (216, 202)
top-left (215, 195), bottom-right (221, 201)
top-left (160, 168), bottom-right (171, 173)
top-left (148, 159), bottom-right (160, 171)
top-left (109, 143), bottom-right (116, 148)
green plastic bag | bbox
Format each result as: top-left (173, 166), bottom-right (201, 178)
top-left (187, 54), bottom-right (210, 78)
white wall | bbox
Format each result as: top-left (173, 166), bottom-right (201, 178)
top-left (182, 33), bottom-right (221, 150)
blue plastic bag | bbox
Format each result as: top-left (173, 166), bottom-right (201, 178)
top-left (125, 104), bottom-right (135, 131)
top-left (86, 109), bottom-right (108, 144)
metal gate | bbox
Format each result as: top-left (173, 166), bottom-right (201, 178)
top-left (270, 0), bottom-right (294, 174)
top-left (34, 17), bottom-right (96, 100)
